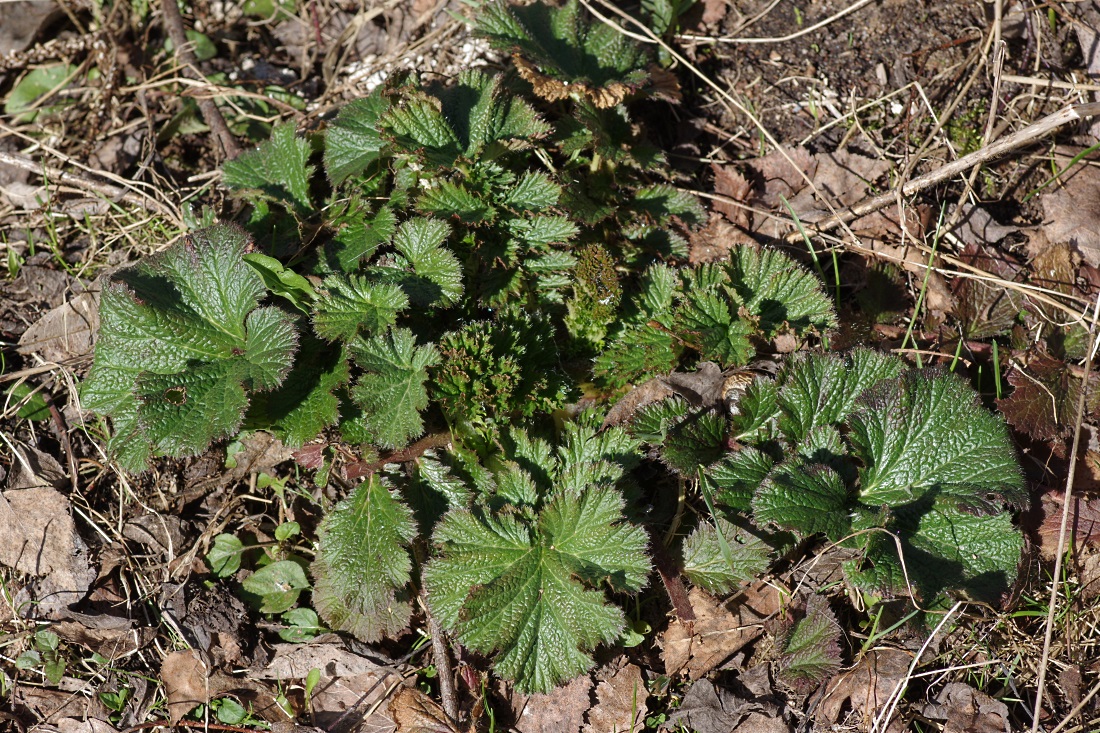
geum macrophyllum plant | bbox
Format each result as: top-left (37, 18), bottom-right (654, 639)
top-left (81, 0), bottom-right (1028, 694)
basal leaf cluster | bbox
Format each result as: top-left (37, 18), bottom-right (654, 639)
top-left (79, 0), bottom-right (1030, 698)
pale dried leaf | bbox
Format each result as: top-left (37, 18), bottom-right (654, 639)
top-left (17, 291), bottom-right (100, 364)
top-left (711, 164), bottom-right (753, 230)
top-left (0, 0), bottom-right (60, 54)
top-left (788, 150), bottom-right (890, 214)
top-left (689, 214), bottom-right (755, 265)
top-left (919, 682), bottom-right (1010, 733)
top-left (661, 584), bottom-right (783, 680)
top-left (744, 147), bottom-right (816, 209)
top-left (817, 648), bottom-right (911, 730)
top-left (52, 611), bottom-right (155, 658)
top-left (161, 650), bottom-right (209, 725)
top-left (33, 718), bottom-right (118, 733)
top-left (261, 643), bottom-right (400, 730)
top-left (389, 687), bottom-right (460, 733)
top-left (583, 662), bottom-right (646, 733)
top-left (1041, 163), bottom-right (1100, 267)
top-left (1, 447), bottom-right (94, 615)
top-left (949, 204), bottom-right (1019, 246)
top-left (513, 674), bottom-right (590, 733)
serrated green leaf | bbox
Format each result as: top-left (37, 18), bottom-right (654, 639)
top-left (707, 446), bottom-right (774, 512)
top-left (629, 396), bottom-right (689, 443)
top-left (594, 326), bottom-right (678, 389)
top-left (683, 517), bottom-right (770, 594)
top-left (417, 180), bottom-right (495, 222)
top-left (390, 217), bottom-right (464, 307)
top-left (473, 0), bottom-right (661, 108)
top-left (242, 560), bottom-right (310, 614)
top-left (382, 70), bottom-right (549, 165)
top-left (778, 349), bottom-right (905, 443)
top-left (503, 172), bottom-right (561, 210)
top-left (313, 276), bottom-right (408, 341)
top-left (81, 225), bottom-right (298, 470)
top-left (509, 215), bottom-right (579, 247)
top-left (676, 288), bottom-right (755, 366)
top-left (730, 377), bottom-right (780, 442)
top-left (753, 459), bottom-right (851, 541)
top-left (850, 368), bottom-right (1026, 509)
top-left (325, 92), bottom-right (390, 185)
top-left (726, 245), bottom-right (837, 336)
top-left (629, 184), bottom-right (704, 225)
top-left (247, 336), bottom-right (349, 447)
top-left (327, 204), bottom-right (397, 274)
top-left (424, 484), bottom-right (649, 693)
top-left (774, 594), bottom-right (842, 691)
top-left (660, 408), bottom-right (727, 474)
top-left (312, 475), bottom-right (417, 641)
top-left (223, 123), bottom-right (313, 217)
top-left (350, 328), bottom-right (440, 448)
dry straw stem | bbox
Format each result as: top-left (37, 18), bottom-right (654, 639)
top-left (0, 149), bottom-right (176, 219)
top-left (786, 101), bottom-right (1100, 242)
top-left (1031, 292), bottom-right (1100, 733)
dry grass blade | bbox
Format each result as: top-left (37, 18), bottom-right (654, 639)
top-left (1033, 293), bottom-right (1100, 733)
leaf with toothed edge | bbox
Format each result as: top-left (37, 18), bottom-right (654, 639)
top-left (81, 225), bottom-right (298, 471)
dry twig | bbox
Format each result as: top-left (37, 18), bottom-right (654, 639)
top-left (160, 0), bottom-right (242, 160)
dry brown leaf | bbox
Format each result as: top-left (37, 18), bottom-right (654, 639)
top-left (51, 611), bottom-right (155, 659)
top-left (950, 204), bottom-right (1019, 247)
top-left (17, 291), bottom-right (99, 364)
top-left (817, 648), bottom-right (911, 731)
top-left (711, 164), bottom-right (753, 230)
top-left (16, 688), bottom-right (111, 725)
top-left (788, 150), bottom-right (890, 214)
top-left (744, 147), bottom-right (816, 209)
top-left (512, 56), bottom-right (661, 108)
top-left (0, 0), bottom-right (60, 55)
top-left (389, 687), bottom-right (460, 733)
top-left (1029, 236), bottom-right (1078, 298)
top-left (583, 662), bottom-right (646, 733)
top-left (700, 0), bottom-right (729, 26)
top-left (32, 718), bottom-right (118, 733)
top-left (661, 584), bottom-right (783, 680)
top-left (602, 377), bottom-right (675, 430)
top-left (1041, 162), bottom-right (1100, 267)
top-left (1079, 549), bottom-right (1100, 600)
top-left (919, 682), bottom-right (1010, 733)
top-left (689, 213), bottom-right (756, 265)
top-left (1032, 491), bottom-right (1100, 560)
top-left (162, 650), bottom-right (211, 724)
top-left (0, 446), bottom-right (94, 615)
top-left (260, 643), bottom-right (401, 730)
top-left (512, 674), bottom-right (590, 733)
top-left (953, 243), bottom-right (1023, 340)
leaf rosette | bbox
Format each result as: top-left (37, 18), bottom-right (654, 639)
top-left (82, 225), bottom-right (297, 470)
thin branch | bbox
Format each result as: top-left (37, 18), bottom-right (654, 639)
top-left (423, 591), bottom-right (461, 724)
top-left (786, 101), bottom-right (1100, 243)
top-left (160, 0), bottom-right (241, 160)
top-left (344, 432), bottom-right (453, 480)
top-left (0, 149), bottom-right (176, 217)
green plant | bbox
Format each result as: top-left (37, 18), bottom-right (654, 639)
top-left (80, 0), bottom-right (1026, 695)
